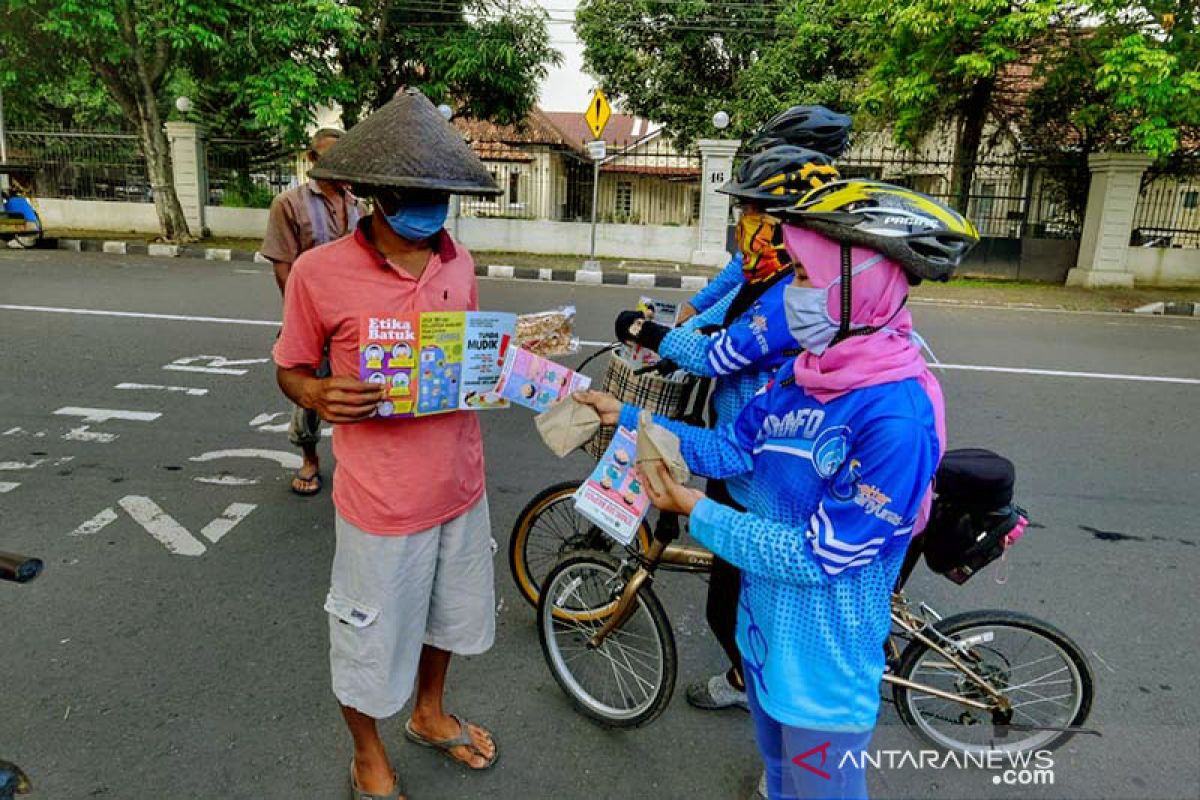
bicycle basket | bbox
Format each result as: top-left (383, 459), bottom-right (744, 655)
top-left (922, 448), bottom-right (1029, 585)
top-left (582, 349), bottom-right (695, 459)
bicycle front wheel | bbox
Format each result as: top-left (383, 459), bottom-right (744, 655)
top-left (509, 481), bottom-right (651, 609)
top-left (893, 609), bottom-right (1094, 754)
top-left (537, 553), bottom-right (676, 728)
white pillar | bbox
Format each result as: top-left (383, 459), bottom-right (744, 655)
top-left (1066, 152), bottom-right (1154, 289)
top-left (164, 121), bottom-right (209, 237)
top-left (691, 138), bottom-right (741, 267)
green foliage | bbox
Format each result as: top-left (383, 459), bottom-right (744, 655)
top-left (219, 182), bottom-right (275, 209)
top-left (335, 1), bottom-right (562, 128)
top-left (575, 0), bottom-right (861, 147)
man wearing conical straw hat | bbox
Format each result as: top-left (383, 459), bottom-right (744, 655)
top-left (274, 89), bottom-right (501, 800)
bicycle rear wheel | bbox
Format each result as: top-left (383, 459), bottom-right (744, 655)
top-left (892, 609), bottom-right (1094, 754)
top-left (508, 481), bottom-right (651, 609)
top-left (537, 553), bottom-right (676, 728)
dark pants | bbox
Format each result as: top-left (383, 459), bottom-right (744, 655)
top-left (705, 478), bottom-right (745, 674)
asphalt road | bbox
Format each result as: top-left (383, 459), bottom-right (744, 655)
top-left (1, 249), bottom-right (1198, 800)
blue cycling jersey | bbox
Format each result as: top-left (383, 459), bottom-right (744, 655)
top-left (658, 273), bottom-right (797, 505)
top-left (687, 252), bottom-right (743, 315)
top-left (620, 369), bottom-right (940, 730)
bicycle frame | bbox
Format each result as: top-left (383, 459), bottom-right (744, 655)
top-left (583, 540), bottom-right (1012, 718)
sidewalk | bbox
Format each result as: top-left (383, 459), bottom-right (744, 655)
top-left (39, 229), bottom-right (1200, 314)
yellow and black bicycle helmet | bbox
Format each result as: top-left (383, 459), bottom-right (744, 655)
top-left (718, 145), bottom-right (841, 205)
top-left (774, 180), bottom-right (980, 282)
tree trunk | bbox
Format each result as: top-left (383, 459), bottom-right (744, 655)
top-left (950, 77), bottom-right (995, 214)
top-left (137, 116), bottom-right (193, 242)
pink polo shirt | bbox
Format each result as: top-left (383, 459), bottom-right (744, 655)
top-left (273, 220), bottom-right (485, 535)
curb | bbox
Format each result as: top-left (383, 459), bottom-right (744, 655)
top-left (1133, 300), bottom-right (1199, 317)
top-left (54, 238), bottom-right (259, 263)
top-left (46, 236), bottom-right (712, 288)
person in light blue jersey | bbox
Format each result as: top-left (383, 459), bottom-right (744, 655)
top-left (579, 182), bottom-right (979, 799)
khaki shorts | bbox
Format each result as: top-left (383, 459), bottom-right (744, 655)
top-left (325, 495), bottom-right (495, 719)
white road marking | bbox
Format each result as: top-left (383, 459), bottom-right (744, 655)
top-left (69, 508), bottom-right (119, 537)
top-left (194, 475), bottom-right (261, 486)
top-left (0, 481), bottom-right (19, 493)
top-left (0, 304), bottom-right (279, 327)
top-left (930, 363), bottom-right (1200, 386)
top-left (62, 425), bottom-right (119, 443)
top-left (117, 496), bottom-right (207, 556)
top-left (3, 427), bottom-right (23, 435)
top-left (164, 355), bottom-right (269, 376)
top-left (189, 448), bottom-right (303, 470)
top-left (0, 459), bottom-right (47, 470)
top-left (163, 363), bottom-right (248, 375)
top-left (2, 428), bottom-right (45, 438)
top-left (116, 382), bottom-right (209, 396)
top-left (234, 269), bottom-right (264, 275)
top-left (54, 407), bottom-right (162, 423)
top-left (200, 503), bottom-right (257, 544)
top-left (249, 412), bottom-right (288, 427)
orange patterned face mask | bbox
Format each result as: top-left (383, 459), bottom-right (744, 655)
top-left (736, 210), bottom-right (794, 283)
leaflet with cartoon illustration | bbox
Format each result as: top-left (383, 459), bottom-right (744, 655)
top-left (573, 425), bottom-right (649, 545)
top-left (492, 346), bottom-right (591, 414)
top-left (359, 311), bottom-right (516, 418)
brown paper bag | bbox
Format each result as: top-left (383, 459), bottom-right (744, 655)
top-left (534, 396), bottom-right (602, 458)
top-left (636, 409), bottom-right (690, 494)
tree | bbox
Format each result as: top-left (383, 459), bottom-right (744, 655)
top-left (1, 0), bottom-right (358, 241)
top-left (334, 1), bottom-right (561, 128)
top-left (852, 0), bottom-right (1064, 212)
top-left (575, 0), bottom-right (862, 146)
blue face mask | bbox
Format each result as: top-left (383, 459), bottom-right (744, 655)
top-left (783, 283), bottom-right (840, 356)
top-left (783, 254), bottom-right (888, 355)
top-left (379, 197), bottom-right (449, 241)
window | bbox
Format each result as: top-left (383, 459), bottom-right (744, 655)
top-left (509, 171), bottom-right (520, 204)
top-left (1183, 190), bottom-right (1199, 210)
top-left (691, 189), bottom-right (701, 222)
top-left (616, 181), bottom-right (634, 216)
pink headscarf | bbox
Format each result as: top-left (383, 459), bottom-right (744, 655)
top-left (783, 226), bottom-right (947, 529)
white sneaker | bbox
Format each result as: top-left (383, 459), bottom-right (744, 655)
top-left (684, 672), bottom-right (749, 711)
top-left (756, 769), bottom-right (768, 799)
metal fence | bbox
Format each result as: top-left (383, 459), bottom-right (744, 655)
top-left (206, 138), bottom-right (302, 208)
top-left (837, 133), bottom-right (1085, 240)
top-left (459, 139), bottom-right (702, 226)
top-left (1132, 158), bottom-right (1200, 249)
top-left (4, 129), bottom-right (150, 202)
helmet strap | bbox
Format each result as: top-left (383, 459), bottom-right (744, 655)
top-left (829, 241), bottom-right (908, 347)
top-left (831, 242), bottom-right (854, 346)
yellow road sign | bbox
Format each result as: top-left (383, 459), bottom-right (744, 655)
top-left (585, 89), bottom-right (612, 140)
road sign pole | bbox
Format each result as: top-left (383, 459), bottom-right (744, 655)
top-left (0, 88), bottom-right (8, 192)
top-left (589, 157), bottom-right (599, 263)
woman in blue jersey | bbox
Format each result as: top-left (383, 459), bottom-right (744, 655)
top-left (616, 144), bottom-right (842, 713)
top-left (578, 181), bottom-right (978, 799)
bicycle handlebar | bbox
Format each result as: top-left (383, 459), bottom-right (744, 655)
top-left (0, 552), bottom-right (43, 584)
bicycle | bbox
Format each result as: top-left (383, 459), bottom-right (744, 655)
top-left (508, 343), bottom-right (706, 609)
top-left (2, 550), bottom-right (43, 799)
top-left (534, 470), bottom-right (1096, 756)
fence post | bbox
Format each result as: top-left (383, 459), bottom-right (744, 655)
top-left (691, 138), bottom-right (741, 267)
top-left (1066, 152), bottom-right (1154, 288)
top-left (164, 121), bottom-right (209, 237)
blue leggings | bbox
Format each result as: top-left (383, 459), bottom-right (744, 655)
top-left (746, 676), bottom-right (873, 800)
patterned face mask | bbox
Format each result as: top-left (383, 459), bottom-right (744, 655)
top-left (736, 209), bottom-right (794, 283)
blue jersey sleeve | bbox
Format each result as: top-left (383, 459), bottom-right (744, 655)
top-left (681, 283), bottom-right (737, 332)
top-left (661, 289), bottom-right (795, 377)
top-left (617, 396), bottom-right (765, 479)
top-left (689, 414), bottom-right (938, 584)
top-left (688, 253), bottom-right (742, 314)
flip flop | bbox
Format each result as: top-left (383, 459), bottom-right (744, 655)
top-left (290, 470), bottom-right (322, 496)
top-left (349, 758), bottom-right (404, 800)
top-left (403, 713), bottom-right (498, 770)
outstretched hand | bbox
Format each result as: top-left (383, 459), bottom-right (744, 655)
top-left (572, 390), bottom-right (622, 426)
top-left (641, 462), bottom-right (705, 516)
